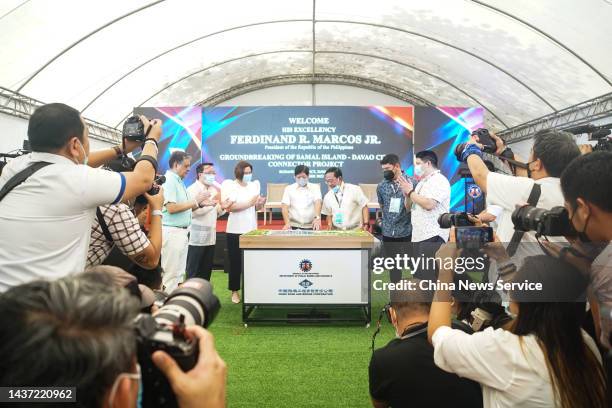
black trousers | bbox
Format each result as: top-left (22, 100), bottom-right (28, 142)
top-left (186, 244), bottom-right (215, 281)
top-left (226, 233), bottom-right (242, 291)
top-left (382, 235), bottom-right (411, 283)
top-left (413, 235), bottom-right (445, 281)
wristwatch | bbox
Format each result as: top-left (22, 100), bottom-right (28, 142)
top-left (151, 209), bottom-right (163, 217)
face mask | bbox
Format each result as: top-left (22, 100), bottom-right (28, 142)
top-left (242, 174), bottom-right (252, 183)
top-left (204, 174), bottom-right (215, 185)
top-left (414, 164), bottom-right (424, 177)
top-left (571, 209), bottom-right (592, 243)
top-left (297, 177), bottom-right (308, 187)
top-left (75, 139), bottom-right (88, 166)
top-left (383, 170), bottom-right (395, 181)
top-left (332, 185), bottom-right (340, 194)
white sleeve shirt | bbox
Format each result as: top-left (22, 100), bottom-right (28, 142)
top-left (321, 183), bottom-right (368, 229)
top-left (281, 182), bottom-right (322, 228)
top-left (411, 171), bottom-right (450, 242)
top-left (486, 173), bottom-right (566, 243)
top-left (432, 326), bottom-right (601, 408)
top-left (187, 181), bottom-right (219, 246)
top-left (222, 179), bottom-right (260, 234)
top-left (0, 152), bottom-right (125, 292)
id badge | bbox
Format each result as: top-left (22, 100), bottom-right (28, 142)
top-left (389, 197), bottom-right (401, 213)
top-left (333, 210), bottom-right (344, 226)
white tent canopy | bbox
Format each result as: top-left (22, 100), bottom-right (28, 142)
top-left (1, 0), bottom-right (610, 130)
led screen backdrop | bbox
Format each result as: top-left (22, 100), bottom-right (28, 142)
top-left (202, 106), bottom-right (414, 187)
top-left (133, 106), bottom-right (482, 211)
top-left (413, 107), bottom-right (485, 211)
top-left (134, 106), bottom-right (202, 186)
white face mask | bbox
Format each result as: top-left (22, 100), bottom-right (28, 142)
top-left (204, 174), bottom-right (215, 185)
top-left (74, 139), bottom-right (88, 166)
top-left (414, 164), bottom-right (424, 177)
top-left (297, 177), bottom-right (308, 187)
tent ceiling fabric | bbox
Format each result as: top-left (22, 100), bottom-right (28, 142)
top-left (0, 0), bottom-right (610, 129)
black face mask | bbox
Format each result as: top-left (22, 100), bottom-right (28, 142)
top-left (383, 170), bottom-right (395, 181)
top-left (571, 209), bottom-right (592, 243)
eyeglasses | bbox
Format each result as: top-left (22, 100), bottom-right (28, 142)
top-left (108, 363), bottom-right (141, 408)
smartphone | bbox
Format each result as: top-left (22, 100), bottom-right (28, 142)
top-left (455, 226), bottom-right (494, 250)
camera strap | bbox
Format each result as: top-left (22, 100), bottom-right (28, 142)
top-left (507, 183), bottom-right (541, 256)
top-left (96, 207), bottom-right (114, 243)
top-left (0, 161), bottom-right (51, 203)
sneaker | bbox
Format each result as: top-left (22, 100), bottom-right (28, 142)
top-left (231, 291), bottom-right (241, 304)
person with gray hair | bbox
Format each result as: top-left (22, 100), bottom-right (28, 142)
top-left (368, 279), bottom-right (482, 408)
top-left (0, 271), bottom-right (227, 408)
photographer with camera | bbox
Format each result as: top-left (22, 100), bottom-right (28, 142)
top-left (0, 104), bottom-right (161, 292)
top-left (87, 158), bottom-right (164, 271)
top-left (0, 270), bottom-right (227, 408)
top-left (539, 151), bottom-right (612, 350)
top-left (427, 233), bottom-right (606, 408)
top-left (369, 279), bottom-right (483, 408)
top-left (458, 129), bottom-right (580, 248)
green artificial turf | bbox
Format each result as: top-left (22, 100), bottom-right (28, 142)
top-left (207, 270), bottom-right (396, 408)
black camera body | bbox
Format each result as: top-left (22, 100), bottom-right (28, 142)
top-left (135, 314), bottom-right (198, 407)
top-left (438, 212), bottom-right (473, 228)
top-left (454, 128), bottom-right (498, 161)
top-left (511, 205), bottom-right (576, 237)
top-left (148, 174), bottom-right (166, 196)
top-left (122, 115), bottom-right (147, 141)
top-left (135, 278), bottom-right (221, 408)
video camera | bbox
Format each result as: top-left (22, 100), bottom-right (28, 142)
top-left (135, 278), bottom-right (221, 408)
top-left (438, 212), bottom-right (493, 250)
top-left (565, 123), bottom-right (612, 152)
top-left (511, 205), bottom-right (576, 237)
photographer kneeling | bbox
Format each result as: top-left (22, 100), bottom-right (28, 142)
top-left (0, 271), bottom-right (226, 408)
top-left (427, 234), bottom-right (606, 408)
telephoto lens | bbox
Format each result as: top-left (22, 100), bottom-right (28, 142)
top-left (135, 278), bottom-right (221, 408)
top-left (154, 278), bottom-right (220, 328)
top-left (511, 205), bottom-right (576, 237)
top-left (438, 212), bottom-right (473, 228)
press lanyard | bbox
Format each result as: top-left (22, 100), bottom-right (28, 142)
top-left (333, 184), bottom-right (344, 207)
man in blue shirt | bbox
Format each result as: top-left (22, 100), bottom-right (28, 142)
top-left (162, 151), bottom-right (209, 291)
top-left (377, 154), bottom-right (412, 282)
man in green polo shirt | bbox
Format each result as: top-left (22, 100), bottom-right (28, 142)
top-left (161, 151), bottom-right (208, 291)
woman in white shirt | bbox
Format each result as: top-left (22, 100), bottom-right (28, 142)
top-left (428, 238), bottom-right (606, 408)
top-left (221, 161), bottom-right (265, 304)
